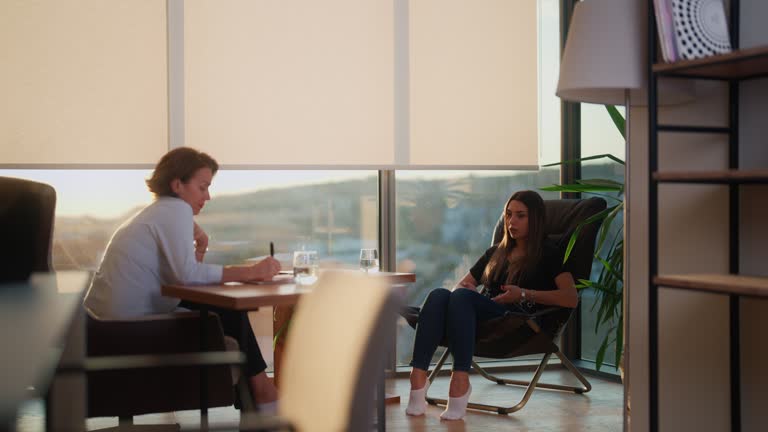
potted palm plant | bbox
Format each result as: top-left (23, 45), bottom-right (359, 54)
top-left (540, 105), bottom-right (625, 372)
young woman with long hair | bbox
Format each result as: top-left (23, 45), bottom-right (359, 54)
top-left (405, 190), bottom-right (578, 420)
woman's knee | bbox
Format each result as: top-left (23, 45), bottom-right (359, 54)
top-left (449, 287), bottom-right (478, 303)
top-left (423, 287), bottom-right (451, 307)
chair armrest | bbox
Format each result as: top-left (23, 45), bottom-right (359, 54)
top-left (400, 306), bottom-right (421, 329)
top-left (505, 306), bottom-right (563, 319)
top-left (59, 351), bottom-right (245, 374)
top-left (87, 312), bottom-right (228, 356)
top-left (503, 306), bottom-right (575, 334)
top-left (235, 413), bottom-right (295, 431)
top-left (93, 311), bottom-right (202, 322)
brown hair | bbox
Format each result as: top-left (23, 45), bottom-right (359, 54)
top-left (146, 147), bottom-right (219, 197)
top-left (482, 190), bottom-right (546, 286)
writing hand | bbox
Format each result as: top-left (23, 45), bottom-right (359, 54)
top-left (193, 222), bottom-right (209, 263)
top-left (252, 256), bottom-right (282, 281)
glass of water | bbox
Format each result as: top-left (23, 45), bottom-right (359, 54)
top-left (293, 250), bottom-right (318, 285)
top-left (359, 248), bottom-right (379, 273)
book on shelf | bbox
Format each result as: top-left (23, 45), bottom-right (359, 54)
top-left (670, 0), bottom-right (732, 61)
top-left (653, 0), bottom-right (678, 62)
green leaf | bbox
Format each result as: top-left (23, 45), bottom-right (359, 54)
top-left (597, 256), bottom-right (623, 281)
top-left (605, 105), bottom-right (626, 139)
top-left (595, 338), bottom-right (609, 370)
top-left (576, 178), bottom-right (625, 189)
top-left (562, 224), bottom-right (582, 263)
top-left (595, 204), bottom-right (623, 254)
top-left (542, 153), bottom-right (625, 167)
top-left (562, 206), bottom-right (614, 264)
top-left (273, 317), bottom-right (292, 349)
top-left (615, 315), bottom-right (624, 367)
top-left (540, 183), bottom-right (623, 193)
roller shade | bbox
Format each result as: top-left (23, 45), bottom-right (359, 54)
top-left (0, 0), bottom-right (168, 165)
top-left (184, 0), bottom-right (395, 166)
top-left (2, 0), bottom-right (540, 169)
top-left (185, 0), bottom-right (539, 168)
top-left (409, 0), bottom-right (539, 168)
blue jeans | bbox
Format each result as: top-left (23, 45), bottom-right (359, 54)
top-left (410, 288), bottom-right (508, 372)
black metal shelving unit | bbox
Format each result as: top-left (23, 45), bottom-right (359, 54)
top-left (648, 1), bottom-right (768, 431)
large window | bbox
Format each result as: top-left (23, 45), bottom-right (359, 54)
top-left (3, 0), bottom-right (568, 372)
top-left (199, 171), bottom-right (378, 268)
top-left (2, 169), bottom-right (378, 372)
top-left (391, 0), bottom-right (562, 367)
top-left (2, 170), bottom-right (377, 271)
top-left (579, 103), bottom-right (626, 367)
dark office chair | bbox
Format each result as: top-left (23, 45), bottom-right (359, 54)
top-left (86, 312), bottom-right (240, 430)
top-left (406, 197), bottom-right (606, 415)
top-left (0, 176), bottom-right (56, 282)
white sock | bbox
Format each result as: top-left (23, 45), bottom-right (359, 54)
top-left (405, 383), bottom-right (429, 416)
top-left (257, 400), bottom-right (279, 415)
top-left (440, 384), bottom-right (472, 421)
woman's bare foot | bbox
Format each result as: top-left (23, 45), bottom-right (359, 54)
top-left (448, 371), bottom-right (469, 397)
top-left (250, 371), bottom-right (278, 404)
top-left (441, 371), bottom-right (471, 420)
top-left (406, 368), bottom-right (430, 416)
top-left (410, 368), bottom-right (428, 390)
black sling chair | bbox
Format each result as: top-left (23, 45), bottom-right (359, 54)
top-left (403, 197), bottom-right (606, 415)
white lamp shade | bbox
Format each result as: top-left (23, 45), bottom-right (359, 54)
top-left (557, 0), bottom-right (644, 106)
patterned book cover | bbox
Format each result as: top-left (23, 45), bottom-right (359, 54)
top-left (654, 0), bottom-right (679, 62)
top-left (671, 0), bottom-right (732, 60)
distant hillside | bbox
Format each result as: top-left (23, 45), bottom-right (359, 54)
top-left (51, 163), bottom-right (622, 275)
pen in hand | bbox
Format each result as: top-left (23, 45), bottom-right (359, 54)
top-left (270, 241), bottom-right (274, 257)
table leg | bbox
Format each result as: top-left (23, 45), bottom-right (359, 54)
top-left (238, 310), bottom-right (256, 411)
top-left (198, 306), bottom-right (209, 422)
top-left (272, 305), bottom-right (294, 388)
top-left (377, 367), bottom-right (385, 432)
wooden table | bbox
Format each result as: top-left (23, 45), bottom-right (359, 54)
top-left (162, 270), bottom-right (415, 310)
top-left (162, 270), bottom-right (415, 431)
top-left (163, 270), bottom-right (415, 381)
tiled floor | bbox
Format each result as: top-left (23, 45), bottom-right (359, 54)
top-left (15, 369), bottom-right (623, 431)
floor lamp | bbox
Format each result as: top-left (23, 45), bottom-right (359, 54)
top-left (556, 1), bottom-right (643, 430)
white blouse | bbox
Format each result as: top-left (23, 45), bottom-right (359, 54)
top-left (84, 197), bottom-right (223, 319)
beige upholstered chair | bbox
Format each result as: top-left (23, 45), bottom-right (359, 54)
top-left (278, 271), bottom-right (401, 431)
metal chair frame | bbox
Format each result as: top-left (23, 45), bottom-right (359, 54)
top-left (424, 312), bottom-right (592, 415)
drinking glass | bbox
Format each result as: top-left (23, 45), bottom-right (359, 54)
top-left (359, 248), bottom-right (379, 273)
top-left (293, 250), bottom-right (318, 285)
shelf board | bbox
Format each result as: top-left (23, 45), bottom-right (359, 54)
top-left (654, 274), bottom-right (768, 298)
top-left (653, 45), bottom-right (768, 80)
top-left (653, 169), bottom-right (768, 184)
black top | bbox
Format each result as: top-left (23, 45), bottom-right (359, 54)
top-left (469, 238), bottom-right (575, 313)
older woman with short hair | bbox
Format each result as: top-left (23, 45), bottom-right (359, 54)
top-left (84, 147), bottom-right (280, 412)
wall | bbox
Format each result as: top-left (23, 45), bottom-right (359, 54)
top-left (627, 1), bottom-right (768, 431)
top-left (736, 1), bottom-right (768, 430)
